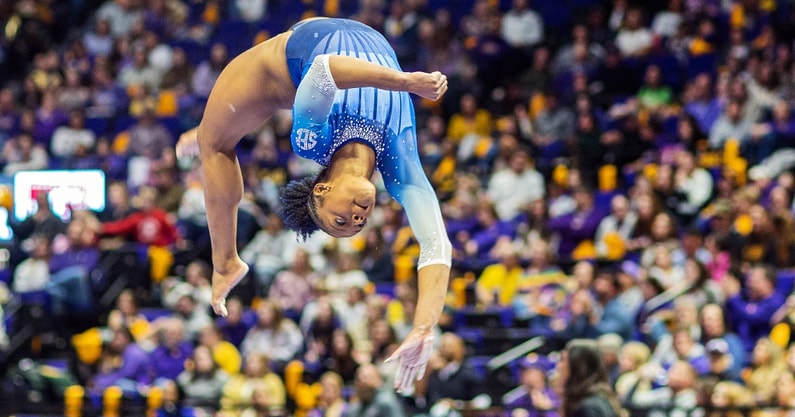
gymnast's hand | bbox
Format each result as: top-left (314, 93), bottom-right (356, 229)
top-left (408, 71), bottom-right (448, 101)
top-left (387, 325), bottom-right (434, 393)
top-left (176, 127), bottom-right (199, 158)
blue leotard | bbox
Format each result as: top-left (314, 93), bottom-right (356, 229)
top-left (286, 18), bottom-right (451, 269)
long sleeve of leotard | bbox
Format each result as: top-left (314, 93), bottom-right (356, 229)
top-left (291, 54), bottom-right (337, 161)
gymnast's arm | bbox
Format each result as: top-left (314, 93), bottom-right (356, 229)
top-left (382, 135), bottom-right (453, 333)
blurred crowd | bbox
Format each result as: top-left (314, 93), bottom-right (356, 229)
top-left (3, 0), bottom-right (795, 415)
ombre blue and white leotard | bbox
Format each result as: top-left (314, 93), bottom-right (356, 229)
top-left (286, 18), bottom-right (451, 269)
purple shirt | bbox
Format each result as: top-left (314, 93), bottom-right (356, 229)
top-left (93, 343), bottom-right (150, 391)
top-left (49, 247), bottom-right (100, 274)
top-left (149, 342), bottom-right (194, 381)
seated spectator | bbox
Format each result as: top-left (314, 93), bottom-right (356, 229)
top-left (191, 43), bottom-right (228, 99)
top-left (322, 329), bottom-right (362, 385)
top-left (672, 150), bottom-right (714, 226)
top-left (33, 89), bottom-right (69, 146)
top-left (240, 212), bottom-right (291, 292)
top-left (723, 264), bottom-right (785, 353)
top-left (240, 300), bottom-right (304, 372)
top-left (614, 7), bottom-right (653, 58)
top-left (269, 248), bottom-right (320, 317)
top-left (221, 352), bottom-right (286, 416)
top-left (626, 361), bottom-right (699, 417)
top-left (699, 303), bottom-right (746, 377)
top-left (547, 185), bottom-right (607, 262)
top-left (421, 332), bottom-right (491, 413)
top-left (452, 199), bottom-right (517, 270)
top-left (708, 100), bottom-right (753, 151)
top-left (683, 73), bottom-right (723, 134)
top-left (57, 69), bottom-right (91, 112)
top-left (176, 345), bottom-right (229, 414)
top-left (594, 195), bottom-right (638, 260)
top-left (86, 65), bottom-right (129, 119)
top-left (50, 110), bottom-right (96, 160)
top-left (106, 288), bottom-right (150, 342)
top-left (308, 371), bottom-right (347, 417)
top-left (501, 354), bottom-right (559, 417)
top-left (709, 381), bottom-right (756, 416)
top-left (97, 181), bottom-right (136, 223)
top-left (615, 341), bottom-right (652, 402)
top-left (531, 90), bottom-right (575, 170)
top-left (485, 147), bottom-right (545, 223)
top-left (1, 132), bottom-right (49, 175)
top-left (171, 290), bottom-right (213, 342)
top-left (322, 251), bottom-right (369, 307)
top-left (661, 327), bottom-right (710, 376)
top-left (82, 18), bottom-right (114, 58)
top-left (149, 317), bottom-right (194, 383)
top-left (215, 297), bottom-right (255, 349)
top-left (774, 371), bottom-right (795, 411)
top-left (637, 65), bottom-right (673, 113)
top-left (303, 298), bottom-right (343, 371)
top-left (745, 337), bottom-right (788, 405)
top-left (342, 363), bottom-right (406, 417)
top-left (151, 164), bottom-right (185, 215)
top-left (367, 319), bottom-right (400, 383)
top-left (123, 106), bottom-right (174, 188)
top-left (704, 338), bottom-right (743, 383)
top-left (89, 326), bottom-right (149, 398)
top-left (198, 324), bottom-right (241, 377)
top-left (101, 185), bottom-right (178, 247)
top-left (475, 245), bottom-right (523, 308)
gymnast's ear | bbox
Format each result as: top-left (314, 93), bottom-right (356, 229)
top-left (313, 183), bottom-right (331, 195)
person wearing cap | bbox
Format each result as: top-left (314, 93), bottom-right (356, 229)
top-left (699, 303), bottom-right (746, 378)
top-left (502, 354), bottom-right (560, 417)
top-left (705, 337), bottom-right (742, 383)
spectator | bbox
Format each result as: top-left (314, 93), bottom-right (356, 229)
top-left (125, 106), bottom-right (174, 187)
top-left (50, 110), bottom-right (96, 160)
top-left (171, 290), bottom-right (213, 342)
top-left (191, 43), bottom-right (228, 99)
top-left (699, 303), bottom-right (746, 378)
top-left (221, 352), bottom-right (286, 416)
top-left (709, 381), bottom-right (756, 416)
top-left (342, 363), bottom-right (406, 417)
top-left (58, 69), bottom-right (92, 112)
top-left (2, 132), bottom-right (49, 175)
top-left (320, 251), bottom-right (367, 307)
top-left (475, 245), bottom-right (523, 308)
top-left (240, 300), bottom-right (304, 372)
top-left (149, 317), bottom-right (194, 383)
top-left (708, 100), bottom-right (753, 150)
top-left (626, 360), bottom-right (699, 417)
top-left (151, 164), bottom-right (185, 215)
top-left (745, 337), bottom-right (788, 405)
top-left (548, 185), bottom-right (606, 261)
top-left (176, 345), bottom-right (229, 414)
top-left (704, 338), bottom-right (743, 383)
top-left (89, 326), bottom-right (149, 398)
top-left (198, 324), bottom-right (241, 376)
top-left (445, 92), bottom-right (493, 145)
top-left (502, 354), bottom-right (560, 417)
top-left (500, 0), bottom-right (544, 52)
top-left (117, 44), bottom-right (161, 95)
top-left (684, 73), bottom-right (723, 134)
top-left (594, 195), bottom-right (638, 260)
top-left (95, 0), bottom-right (143, 39)
top-left (83, 18), bottom-right (114, 58)
top-left (269, 248), bottom-right (320, 316)
top-left (101, 185), bottom-right (178, 247)
top-left (106, 288), bottom-right (150, 342)
top-left (614, 7), bottom-right (653, 58)
top-left (558, 339), bottom-right (622, 417)
top-left (422, 332), bottom-right (491, 413)
top-left (486, 147), bottom-right (545, 223)
top-left (215, 297), bottom-right (255, 349)
top-left (240, 212), bottom-right (291, 292)
top-left (614, 341), bottom-right (652, 402)
top-left (723, 264), bottom-right (785, 352)
top-left (308, 371), bottom-right (347, 417)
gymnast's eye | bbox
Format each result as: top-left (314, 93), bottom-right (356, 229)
top-left (335, 218), bottom-right (346, 226)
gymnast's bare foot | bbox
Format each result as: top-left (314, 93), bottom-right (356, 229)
top-left (211, 257), bottom-right (249, 316)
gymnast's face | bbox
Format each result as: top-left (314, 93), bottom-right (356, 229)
top-left (313, 176), bottom-right (376, 238)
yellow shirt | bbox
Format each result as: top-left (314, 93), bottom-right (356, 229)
top-left (213, 341), bottom-right (242, 376)
top-left (476, 264), bottom-right (523, 306)
top-left (446, 110), bottom-right (493, 143)
top-left (221, 373), bottom-right (287, 414)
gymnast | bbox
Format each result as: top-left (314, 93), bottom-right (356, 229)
top-left (176, 17), bottom-right (452, 392)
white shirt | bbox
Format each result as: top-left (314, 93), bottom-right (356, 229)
top-left (50, 127), bottom-right (96, 158)
top-left (501, 9), bottom-right (544, 48)
top-left (487, 167), bottom-right (545, 221)
top-left (615, 28), bottom-right (654, 57)
top-left (12, 258), bottom-right (50, 293)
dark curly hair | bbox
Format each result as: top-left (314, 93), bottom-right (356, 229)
top-left (279, 169), bottom-right (328, 241)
